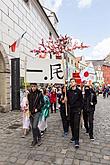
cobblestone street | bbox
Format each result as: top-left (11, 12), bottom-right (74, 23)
top-left (0, 95), bottom-right (110, 165)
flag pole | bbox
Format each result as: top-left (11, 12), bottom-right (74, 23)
top-left (62, 52), bottom-right (68, 116)
top-left (24, 56), bottom-right (27, 91)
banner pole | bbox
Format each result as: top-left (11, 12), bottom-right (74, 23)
top-left (24, 56), bottom-right (27, 91)
top-left (62, 53), bottom-right (68, 116)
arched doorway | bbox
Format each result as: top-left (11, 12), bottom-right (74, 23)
top-left (0, 44), bottom-right (10, 112)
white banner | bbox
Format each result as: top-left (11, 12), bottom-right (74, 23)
top-left (26, 58), bottom-right (64, 84)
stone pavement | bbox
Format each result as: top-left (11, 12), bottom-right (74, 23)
top-left (0, 96), bottom-right (110, 165)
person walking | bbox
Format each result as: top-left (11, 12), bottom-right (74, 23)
top-left (106, 86), bottom-right (109, 98)
top-left (58, 86), bottom-right (69, 137)
top-left (83, 85), bottom-right (97, 140)
top-left (20, 90), bottom-right (30, 137)
top-left (28, 83), bottom-right (44, 147)
top-left (67, 78), bottom-right (83, 148)
top-left (103, 87), bottom-right (106, 99)
top-left (38, 88), bottom-right (50, 136)
top-left (50, 88), bottom-right (57, 113)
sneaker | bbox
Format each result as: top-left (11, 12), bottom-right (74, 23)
top-left (21, 135), bottom-right (26, 138)
top-left (37, 139), bottom-right (42, 146)
top-left (62, 132), bottom-right (68, 138)
top-left (75, 140), bottom-right (79, 148)
top-left (41, 131), bottom-right (44, 137)
top-left (90, 136), bottom-right (94, 141)
top-left (41, 132), bottom-right (44, 138)
top-left (30, 140), bottom-right (37, 147)
top-left (70, 137), bottom-right (75, 143)
top-left (86, 130), bottom-right (89, 134)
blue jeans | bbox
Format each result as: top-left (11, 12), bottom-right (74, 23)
top-left (30, 112), bottom-right (41, 142)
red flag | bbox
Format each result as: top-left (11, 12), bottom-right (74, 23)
top-left (9, 32), bottom-right (26, 52)
top-left (9, 41), bottom-right (17, 52)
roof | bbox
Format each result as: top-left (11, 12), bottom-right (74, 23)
top-left (86, 60), bottom-right (104, 66)
top-left (104, 53), bottom-right (110, 61)
top-left (41, 5), bottom-right (59, 23)
top-left (103, 63), bottom-right (110, 67)
top-left (37, 0), bottom-right (59, 37)
top-left (76, 56), bottom-right (82, 61)
top-left (86, 59), bottom-right (110, 68)
top-left (51, 12), bottom-right (59, 23)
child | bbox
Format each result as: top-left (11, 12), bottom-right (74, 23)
top-left (20, 91), bottom-right (30, 137)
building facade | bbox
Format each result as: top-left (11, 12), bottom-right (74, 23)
top-left (95, 66), bottom-right (104, 84)
top-left (0, 0), bottom-right (59, 111)
top-left (102, 64), bottom-right (110, 84)
top-left (88, 59), bottom-right (110, 85)
top-left (103, 54), bottom-right (110, 84)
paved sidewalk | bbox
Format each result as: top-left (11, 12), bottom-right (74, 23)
top-left (0, 95), bottom-right (110, 165)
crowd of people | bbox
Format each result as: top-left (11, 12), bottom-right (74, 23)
top-left (102, 86), bottom-right (110, 98)
top-left (95, 85), bottom-right (110, 98)
top-left (20, 78), bottom-right (97, 148)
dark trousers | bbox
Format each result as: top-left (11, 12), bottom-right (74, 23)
top-left (51, 102), bottom-right (56, 113)
top-left (60, 108), bottom-right (69, 133)
top-left (70, 109), bottom-right (81, 141)
top-left (30, 112), bottom-right (41, 142)
top-left (83, 110), bottom-right (94, 136)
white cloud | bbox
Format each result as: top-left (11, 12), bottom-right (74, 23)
top-left (91, 38), bottom-right (110, 59)
top-left (73, 38), bottom-right (110, 60)
top-left (40, 0), bottom-right (63, 13)
top-left (53, 0), bottom-right (63, 13)
top-left (77, 0), bottom-right (92, 8)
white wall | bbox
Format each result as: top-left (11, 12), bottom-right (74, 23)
top-left (0, 0), bottom-right (58, 78)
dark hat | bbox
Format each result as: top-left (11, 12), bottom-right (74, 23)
top-left (30, 83), bottom-right (37, 86)
top-left (85, 85), bottom-right (90, 89)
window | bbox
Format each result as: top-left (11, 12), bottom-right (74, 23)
top-left (49, 31), bottom-right (52, 37)
top-left (23, 0), bottom-right (30, 7)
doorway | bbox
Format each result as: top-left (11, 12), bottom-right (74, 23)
top-left (0, 44), bottom-right (10, 112)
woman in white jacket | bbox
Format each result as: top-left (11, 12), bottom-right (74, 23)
top-left (20, 90), bottom-right (30, 137)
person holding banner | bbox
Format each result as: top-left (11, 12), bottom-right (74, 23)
top-left (28, 83), bottom-right (44, 147)
top-left (67, 78), bottom-right (83, 148)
